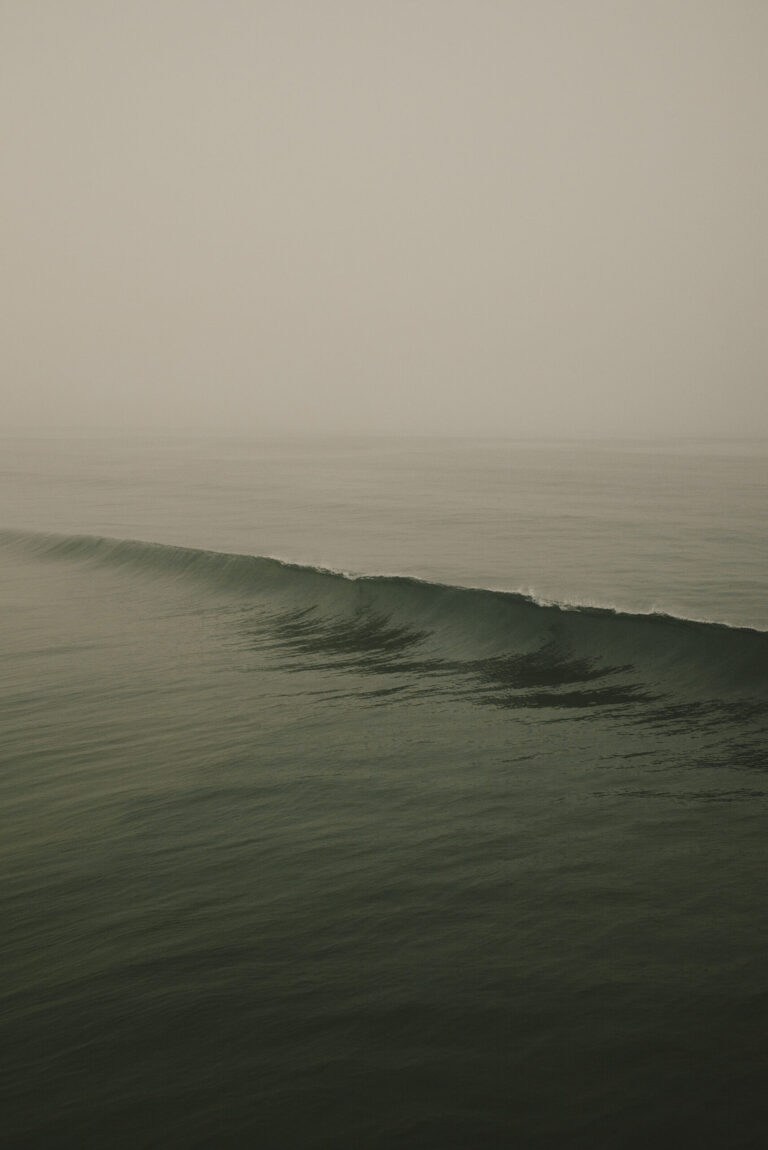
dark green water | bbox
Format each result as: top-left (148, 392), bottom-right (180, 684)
top-left (2, 526), bottom-right (768, 1148)
top-left (3, 439), bottom-right (768, 1147)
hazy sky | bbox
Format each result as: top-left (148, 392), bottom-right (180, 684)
top-left (2, 0), bottom-right (767, 436)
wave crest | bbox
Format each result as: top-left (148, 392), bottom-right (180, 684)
top-left (2, 528), bottom-right (767, 699)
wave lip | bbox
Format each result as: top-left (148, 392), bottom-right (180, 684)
top-left (2, 528), bottom-right (767, 698)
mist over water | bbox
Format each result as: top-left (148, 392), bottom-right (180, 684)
top-left (4, 0), bottom-right (768, 1143)
top-left (2, 436), bottom-right (768, 1147)
top-left (3, 1), bottom-right (768, 439)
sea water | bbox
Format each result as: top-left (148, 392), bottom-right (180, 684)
top-left (1, 436), bottom-right (767, 1148)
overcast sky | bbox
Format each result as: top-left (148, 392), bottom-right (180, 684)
top-left (2, 0), bottom-right (767, 436)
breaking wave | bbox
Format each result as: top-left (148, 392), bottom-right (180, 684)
top-left (2, 528), bottom-right (767, 700)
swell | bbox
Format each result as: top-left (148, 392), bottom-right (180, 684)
top-left (2, 528), bottom-right (767, 697)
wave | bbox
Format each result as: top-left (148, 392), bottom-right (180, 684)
top-left (2, 528), bottom-right (767, 701)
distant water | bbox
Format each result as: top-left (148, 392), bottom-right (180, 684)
top-left (2, 436), bottom-right (767, 1148)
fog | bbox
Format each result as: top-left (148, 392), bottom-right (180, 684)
top-left (2, 0), bottom-right (767, 437)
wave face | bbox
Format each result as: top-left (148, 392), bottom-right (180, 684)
top-left (3, 528), bottom-right (767, 705)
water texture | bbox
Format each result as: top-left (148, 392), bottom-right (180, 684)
top-left (1, 439), bottom-right (767, 1148)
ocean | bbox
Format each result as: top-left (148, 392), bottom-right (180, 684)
top-left (2, 435), bottom-right (767, 1148)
